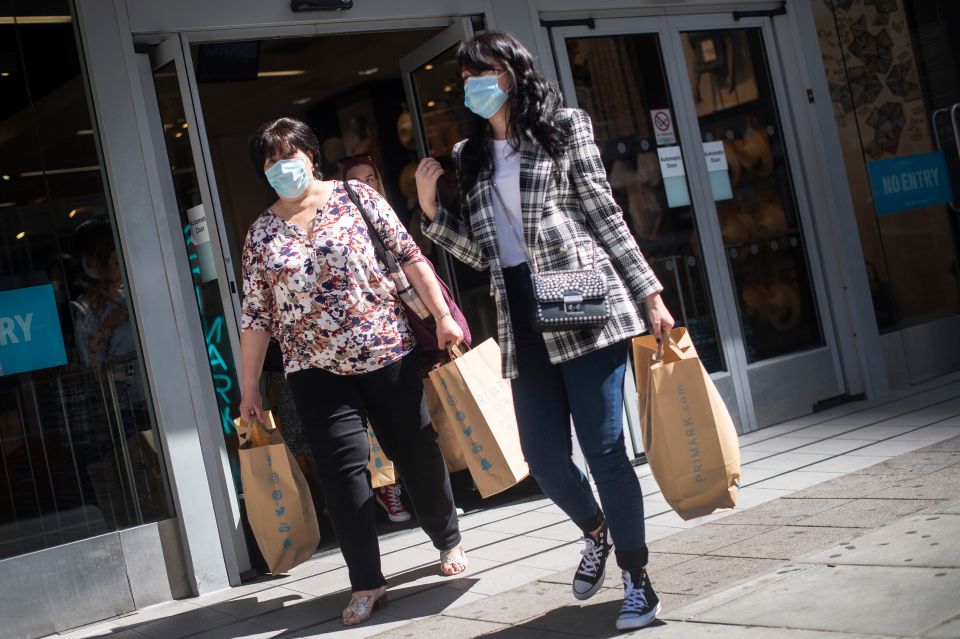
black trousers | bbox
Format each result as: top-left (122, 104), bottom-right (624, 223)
top-left (286, 349), bottom-right (461, 591)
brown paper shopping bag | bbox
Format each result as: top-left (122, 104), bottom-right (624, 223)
top-left (425, 381), bottom-right (468, 473)
top-left (633, 329), bottom-right (740, 520)
top-left (236, 411), bottom-right (321, 574)
top-left (366, 425), bottom-right (397, 489)
top-left (428, 338), bottom-right (529, 498)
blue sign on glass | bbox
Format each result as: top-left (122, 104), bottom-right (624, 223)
top-left (0, 284), bottom-right (68, 376)
top-left (867, 151), bottom-right (954, 215)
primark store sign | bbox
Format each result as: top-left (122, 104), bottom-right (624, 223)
top-left (0, 284), bottom-right (68, 376)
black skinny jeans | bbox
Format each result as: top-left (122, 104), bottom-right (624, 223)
top-left (286, 349), bottom-right (461, 591)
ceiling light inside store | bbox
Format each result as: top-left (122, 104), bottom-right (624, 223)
top-left (15, 232), bottom-right (25, 240)
top-left (0, 16), bottom-right (72, 24)
top-left (76, 129), bottom-right (93, 136)
top-left (257, 70), bottom-right (305, 78)
top-left (292, 97), bottom-right (311, 105)
top-left (20, 165), bottom-right (99, 177)
top-left (0, 72), bottom-right (9, 77)
top-left (357, 67), bottom-right (378, 76)
top-left (181, 123), bottom-right (188, 129)
top-left (1, 175), bottom-right (9, 181)
top-left (175, 132), bottom-right (183, 138)
top-left (424, 64), bottom-right (433, 70)
top-left (443, 84), bottom-right (453, 93)
top-left (0, 202), bottom-right (15, 208)
top-left (426, 100), bottom-right (436, 108)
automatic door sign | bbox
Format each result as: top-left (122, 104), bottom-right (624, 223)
top-left (657, 146), bottom-right (691, 208)
top-left (650, 108), bottom-right (676, 146)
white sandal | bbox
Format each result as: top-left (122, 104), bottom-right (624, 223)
top-left (440, 544), bottom-right (468, 576)
top-left (342, 585), bottom-right (388, 625)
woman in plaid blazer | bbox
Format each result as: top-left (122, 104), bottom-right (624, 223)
top-left (415, 31), bottom-right (675, 631)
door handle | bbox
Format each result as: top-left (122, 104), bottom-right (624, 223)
top-left (932, 103), bottom-right (960, 212)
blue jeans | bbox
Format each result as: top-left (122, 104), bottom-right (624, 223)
top-left (504, 264), bottom-right (648, 572)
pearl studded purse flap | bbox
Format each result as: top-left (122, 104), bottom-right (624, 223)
top-left (530, 268), bottom-right (611, 331)
top-left (491, 181), bottom-right (611, 332)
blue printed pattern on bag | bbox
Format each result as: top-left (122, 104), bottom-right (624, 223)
top-left (267, 450), bottom-right (294, 552)
top-left (439, 377), bottom-right (493, 472)
top-left (369, 429), bottom-right (387, 468)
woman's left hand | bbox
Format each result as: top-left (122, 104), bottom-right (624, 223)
top-left (435, 315), bottom-right (464, 351)
top-left (645, 292), bottom-right (675, 343)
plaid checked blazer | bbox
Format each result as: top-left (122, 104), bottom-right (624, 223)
top-left (422, 108), bottom-right (663, 379)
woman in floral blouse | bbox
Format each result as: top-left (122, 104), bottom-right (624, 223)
top-left (239, 117), bottom-right (466, 626)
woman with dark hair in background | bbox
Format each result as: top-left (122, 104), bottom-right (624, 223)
top-left (415, 31), bottom-right (675, 631)
top-left (239, 117), bottom-right (467, 626)
top-left (340, 153), bottom-right (412, 524)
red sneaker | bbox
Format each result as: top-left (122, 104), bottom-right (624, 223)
top-left (375, 484), bottom-right (411, 522)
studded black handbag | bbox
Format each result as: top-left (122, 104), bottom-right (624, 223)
top-left (491, 182), bottom-right (611, 332)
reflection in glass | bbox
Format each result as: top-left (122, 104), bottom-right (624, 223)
top-left (152, 64), bottom-right (243, 488)
top-left (565, 34), bottom-right (725, 372)
top-left (682, 29), bottom-right (823, 362)
top-left (409, 45), bottom-right (499, 346)
top-left (0, 5), bottom-right (170, 560)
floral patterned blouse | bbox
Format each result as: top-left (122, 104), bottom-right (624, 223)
top-left (241, 180), bottom-right (425, 376)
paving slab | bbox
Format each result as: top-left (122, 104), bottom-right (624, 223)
top-left (915, 435), bottom-right (960, 453)
top-left (752, 470), bottom-right (845, 491)
top-left (369, 614), bottom-right (505, 638)
top-left (868, 467), bottom-right (960, 500)
top-left (925, 499), bottom-right (960, 515)
top-left (795, 498), bottom-right (938, 528)
top-left (710, 497), bottom-right (849, 526)
top-left (621, 622), bottom-right (877, 638)
top-left (709, 525), bottom-right (858, 560)
top-left (648, 524), bottom-right (776, 555)
top-left (284, 613), bottom-right (410, 639)
top-left (853, 450), bottom-right (960, 476)
top-left (687, 565), bottom-right (960, 636)
top-left (924, 614), bottom-right (960, 639)
top-left (652, 555), bottom-right (783, 596)
top-left (788, 472), bottom-right (917, 499)
top-left (803, 513), bottom-right (960, 568)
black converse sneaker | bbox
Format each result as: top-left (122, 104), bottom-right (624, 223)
top-left (616, 569), bottom-right (661, 631)
top-left (572, 523), bottom-right (612, 600)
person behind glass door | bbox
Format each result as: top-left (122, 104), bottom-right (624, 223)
top-left (340, 153), bottom-right (412, 525)
top-left (414, 31), bottom-right (676, 632)
top-left (238, 117), bottom-right (467, 626)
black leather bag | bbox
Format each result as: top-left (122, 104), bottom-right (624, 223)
top-left (530, 268), bottom-right (610, 331)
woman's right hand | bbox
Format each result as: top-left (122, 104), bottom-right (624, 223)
top-left (239, 386), bottom-right (264, 424)
top-left (415, 157), bottom-right (444, 220)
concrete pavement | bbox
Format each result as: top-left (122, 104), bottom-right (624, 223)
top-left (45, 373), bottom-right (960, 639)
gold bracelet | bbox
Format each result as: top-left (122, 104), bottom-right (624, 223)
top-left (434, 310), bottom-right (451, 321)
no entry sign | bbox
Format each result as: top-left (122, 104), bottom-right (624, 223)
top-left (650, 108), bottom-right (676, 146)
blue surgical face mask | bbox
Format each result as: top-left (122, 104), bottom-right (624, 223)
top-left (265, 158), bottom-right (312, 199)
top-left (464, 73), bottom-right (509, 120)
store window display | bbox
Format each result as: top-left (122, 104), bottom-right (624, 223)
top-left (682, 28), bottom-right (824, 362)
top-left (814, 0), bottom-right (960, 332)
top-left (0, 2), bottom-right (170, 560)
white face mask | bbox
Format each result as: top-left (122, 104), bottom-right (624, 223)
top-left (265, 158), bottom-right (313, 199)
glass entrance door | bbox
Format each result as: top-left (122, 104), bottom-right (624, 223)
top-left (140, 36), bottom-right (250, 575)
top-left (551, 15), bottom-right (846, 429)
top-left (399, 20), bottom-right (503, 346)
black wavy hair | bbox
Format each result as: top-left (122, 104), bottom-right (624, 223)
top-left (248, 117), bottom-right (324, 187)
top-left (456, 31), bottom-right (567, 195)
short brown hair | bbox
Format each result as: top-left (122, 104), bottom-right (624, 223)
top-left (248, 117), bottom-right (324, 186)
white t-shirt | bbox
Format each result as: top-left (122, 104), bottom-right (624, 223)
top-left (491, 139), bottom-right (527, 267)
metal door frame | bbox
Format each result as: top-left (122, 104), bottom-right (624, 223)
top-left (549, 17), bottom-right (757, 433)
